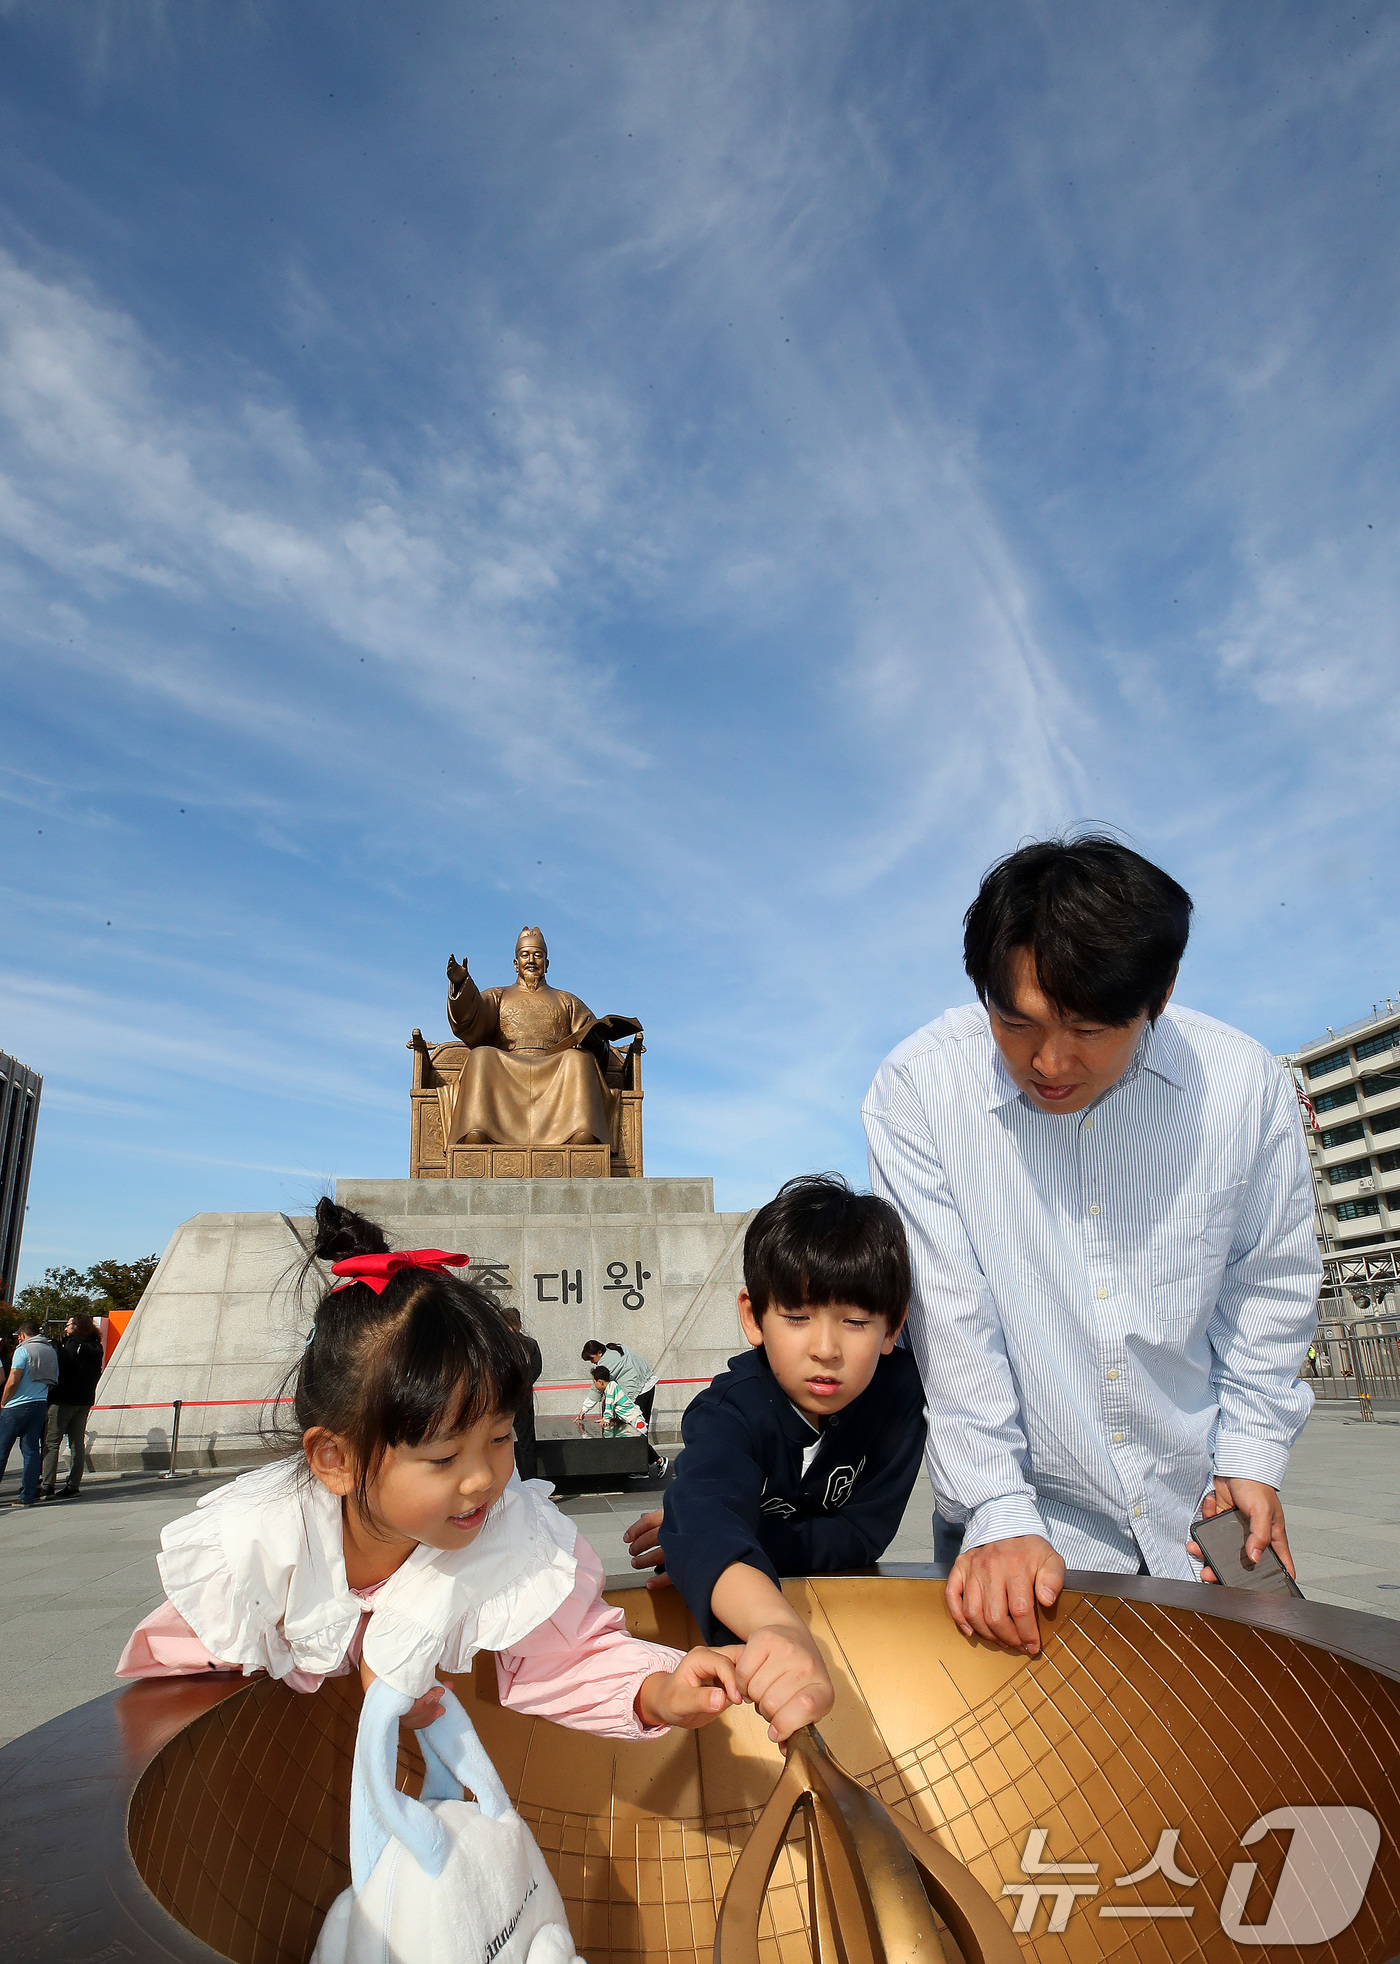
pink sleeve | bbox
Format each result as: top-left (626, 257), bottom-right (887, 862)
top-left (117, 1601), bottom-right (244, 1679)
top-left (494, 1537), bottom-right (684, 1739)
top-left (115, 1601), bottom-right (325, 1693)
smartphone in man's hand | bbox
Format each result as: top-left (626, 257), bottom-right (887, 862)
top-left (1190, 1504), bottom-right (1304, 1597)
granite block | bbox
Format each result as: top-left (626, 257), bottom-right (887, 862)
top-left (94, 1182), bottom-right (745, 1469)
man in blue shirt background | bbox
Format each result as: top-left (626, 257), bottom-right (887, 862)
top-left (864, 836), bottom-right (1319, 1656)
top-left (1, 1319), bottom-right (60, 1509)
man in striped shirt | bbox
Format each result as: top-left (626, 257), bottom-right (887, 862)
top-left (863, 836), bottom-right (1320, 1656)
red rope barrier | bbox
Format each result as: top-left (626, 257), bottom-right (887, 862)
top-left (89, 1376), bottom-right (714, 1413)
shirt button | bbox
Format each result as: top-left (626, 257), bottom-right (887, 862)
top-left (1106, 1368), bottom-right (1119, 1381)
top-left (1096, 1287), bottom-right (1108, 1300)
top-left (1133, 1504), bottom-right (1143, 1518)
top-left (1089, 1204), bottom-right (1101, 1215)
top-left (1083, 1116), bottom-right (1095, 1130)
top-left (1112, 1432), bottom-right (1124, 1444)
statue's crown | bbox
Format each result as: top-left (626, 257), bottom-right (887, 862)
top-left (515, 925), bottom-right (546, 955)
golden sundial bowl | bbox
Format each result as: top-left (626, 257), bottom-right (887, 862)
top-left (8, 1570), bottom-right (1399, 1964)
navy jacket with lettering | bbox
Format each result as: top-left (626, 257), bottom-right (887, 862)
top-left (658, 1345), bottom-right (927, 1644)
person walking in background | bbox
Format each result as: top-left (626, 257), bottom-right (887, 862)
top-left (41, 1311), bottom-right (104, 1500)
top-left (580, 1338), bottom-right (668, 1478)
top-left (0, 1319), bottom-right (60, 1509)
top-left (501, 1305), bottom-right (542, 1483)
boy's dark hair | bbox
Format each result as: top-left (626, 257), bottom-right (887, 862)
top-left (274, 1198), bottom-right (528, 1525)
top-left (17, 1318), bottom-right (41, 1338)
top-left (591, 1364), bottom-right (612, 1384)
top-left (743, 1175), bottom-right (910, 1326)
top-left (963, 835), bottom-right (1192, 1027)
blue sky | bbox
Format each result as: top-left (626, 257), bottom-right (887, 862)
top-left (2, 2), bottom-right (1397, 1282)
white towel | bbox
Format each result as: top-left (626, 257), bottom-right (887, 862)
top-left (313, 1797), bottom-right (582, 1964)
top-left (311, 1678), bottom-right (583, 1964)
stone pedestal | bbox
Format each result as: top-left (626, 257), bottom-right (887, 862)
top-left (91, 1178), bottom-right (749, 1475)
top-left (444, 1144), bottom-right (611, 1179)
top-left (534, 1415), bottom-right (650, 1490)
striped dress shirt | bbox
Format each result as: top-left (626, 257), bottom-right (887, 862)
top-left (863, 1003), bottom-right (1320, 1577)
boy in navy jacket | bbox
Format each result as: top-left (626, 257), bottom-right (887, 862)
top-left (625, 1174), bottom-right (926, 1742)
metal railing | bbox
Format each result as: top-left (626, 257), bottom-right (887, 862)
top-left (1308, 1319), bottom-right (1400, 1411)
top-left (1322, 1248), bottom-right (1400, 1290)
top-left (86, 1377), bottom-right (716, 1476)
top-left (1292, 1011), bottom-right (1400, 1056)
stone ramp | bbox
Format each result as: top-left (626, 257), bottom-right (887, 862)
top-left (91, 1180), bottom-right (750, 1473)
top-left (91, 1211), bottom-right (317, 1472)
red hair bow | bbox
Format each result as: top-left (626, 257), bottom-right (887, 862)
top-left (329, 1249), bottom-right (469, 1295)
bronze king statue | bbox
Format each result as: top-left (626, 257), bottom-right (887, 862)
top-left (442, 927), bottom-right (642, 1152)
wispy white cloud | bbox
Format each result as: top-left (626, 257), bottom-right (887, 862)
top-left (0, 249), bottom-right (651, 798)
top-left (2, 0), bottom-right (1398, 1271)
top-left (0, 967), bottom-right (399, 1113)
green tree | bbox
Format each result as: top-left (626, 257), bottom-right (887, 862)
top-left (14, 1266), bottom-right (97, 1327)
top-left (12, 1254), bottom-right (159, 1330)
top-left (85, 1256), bottom-right (159, 1316)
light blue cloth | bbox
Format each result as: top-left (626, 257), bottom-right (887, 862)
top-left (350, 1679), bottom-right (510, 1892)
top-left (863, 1003), bottom-right (1321, 1578)
top-left (7, 1343), bottom-right (53, 1406)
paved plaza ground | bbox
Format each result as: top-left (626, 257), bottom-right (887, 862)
top-left (2, 1400), bottom-right (1397, 1750)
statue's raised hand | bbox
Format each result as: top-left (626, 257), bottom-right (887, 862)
top-left (446, 953), bottom-right (469, 989)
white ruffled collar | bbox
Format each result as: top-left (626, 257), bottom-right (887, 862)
top-left (160, 1459), bottom-right (579, 1694)
top-left (294, 1465), bottom-right (566, 1624)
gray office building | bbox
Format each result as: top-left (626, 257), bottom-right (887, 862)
top-left (0, 1052), bottom-right (42, 1304)
top-left (1289, 1004), bottom-right (1400, 1253)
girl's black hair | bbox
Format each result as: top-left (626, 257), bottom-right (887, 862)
top-left (274, 1198), bottom-right (529, 1525)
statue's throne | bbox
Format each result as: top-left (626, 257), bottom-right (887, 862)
top-left (408, 1031), bottom-right (644, 1179)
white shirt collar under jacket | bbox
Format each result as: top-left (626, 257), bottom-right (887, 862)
top-left (156, 1459), bottom-right (578, 1697)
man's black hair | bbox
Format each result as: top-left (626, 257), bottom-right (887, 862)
top-left (963, 835), bottom-right (1192, 1027)
top-left (743, 1174), bottom-right (910, 1326)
